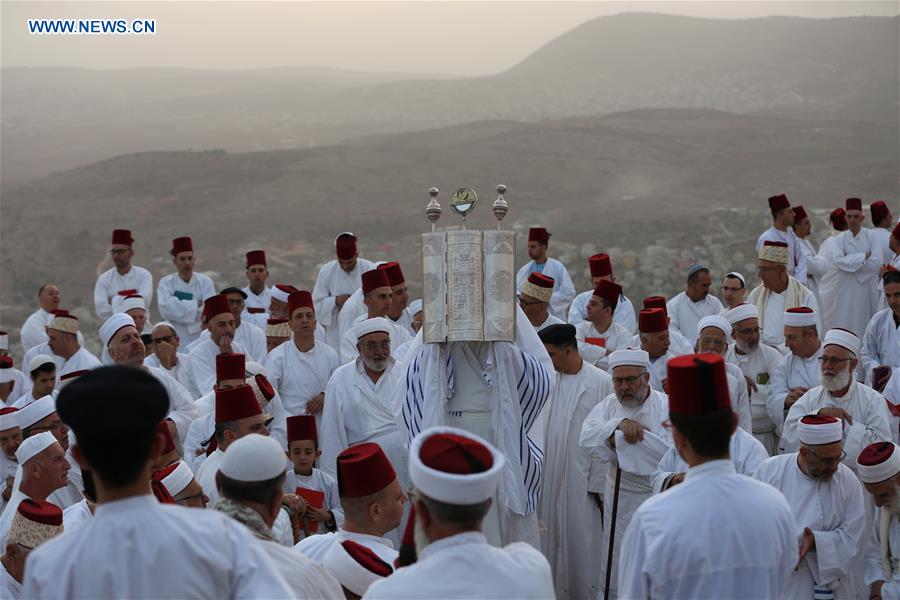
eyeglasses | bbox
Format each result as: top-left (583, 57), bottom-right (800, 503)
top-left (612, 374), bottom-right (644, 386)
top-left (818, 356), bottom-right (853, 366)
top-left (807, 449), bottom-right (846, 467)
top-left (735, 327), bottom-right (760, 336)
top-left (362, 341), bottom-right (391, 352)
top-left (698, 338), bottom-right (727, 348)
top-left (176, 491), bottom-right (207, 504)
top-left (151, 335), bottom-right (175, 345)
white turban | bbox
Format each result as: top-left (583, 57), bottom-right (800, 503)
top-left (0, 409), bottom-right (19, 431)
top-left (354, 317), bottom-right (391, 340)
top-left (697, 315), bottom-right (732, 338)
top-left (0, 364), bottom-right (15, 384)
top-left (17, 396), bottom-right (56, 430)
top-left (798, 415), bottom-right (843, 445)
top-left (407, 299), bottom-right (423, 317)
top-left (99, 313), bottom-right (136, 348)
top-left (724, 304), bottom-right (759, 326)
top-left (120, 296), bottom-right (146, 313)
top-left (16, 431), bottom-right (57, 464)
top-left (783, 308), bottom-right (817, 328)
top-left (823, 328), bottom-right (861, 357)
top-left (858, 442), bottom-right (900, 484)
top-left (162, 460), bottom-right (195, 496)
top-left (27, 354), bottom-right (55, 373)
top-left (608, 349), bottom-right (650, 370)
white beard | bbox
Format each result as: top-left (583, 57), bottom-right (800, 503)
top-left (735, 339), bottom-right (758, 354)
top-left (361, 356), bottom-right (388, 372)
top-left (821, 368), bottom-right (851, 392)
top-left (414, 516), bottom-right (431, 553)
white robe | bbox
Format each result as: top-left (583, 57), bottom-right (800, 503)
top-left (747, 281), bottom-right (820, 349)
top-left (666, 292), bottom-right (725, 345)
top-left (364, 532), bottom-right (554, 600)
top-left (798, 236), bottom-right (829, 306)
top-left (567, 291), bottom-right (637, 334)
top-left (783, 382), bottom-right (893, 468)
top-left (313, 258), bottom-right (375, 349)
top-left (538, 362), bottom-right (613, 599)
top-left (147, 366), bottom-right (200, 442)
top-left (830, 228), bottom-right (882, 337)
top-left (144, 352), bottom-right (198, 399)
top-left (156, 272), bottom-right (217, 344)
top-left (62, 498), bottom-right (93, 531)
top-left (195, 448), bottom-right (225, 507)
top-left (22, 343), bottom-right (101, 386)
top-left (757, 226), bottom-right (802, 278)
top-left (283, 468), bottom-right (344, 537)
top-left (185, 336), bottom-right (249, 398)
top-left (294, 528), bottom-right (397, 566)
top-left (726, 343), bottom-right (784, 454)
top-left (646, 352), bottom-right (675, 393)
top-left (651, 427), bottom-right (768, 494)
top-left (534, 313), bottom-right (564, 332)
top-left (93, 265), bottom-right (154, 319)
top-left (19, 308), bottom-right (61, 353)
top-left (241, 285), bottom-right (271, 330)
top-left (0, 562), bottom-right (20, 599)
top-left (579, 388), bottom-right (672, 597)
top-left (339, 314), bottom-right (410, 364)
top-left (23, 495), bottom-right (293, 598)
top-left (817, 234), bottom-right (845, 332)
top-left (865, 509), bottom-right (900, 599)
top-left (0, 453), bottom-right (16, 515)
top-left (874, 226), bottom-right (894, 264)
top-left (574, 321), bottom-right (632, 371)
top-left (767, 345), bottom-right (823, 441)
top-left (265, 340), bottom-right (339, 417)
top-left (631, 328), bottom-right (694, 358)
top-left (618, 460), bottom-right (798, 600)
top-left (753, 454), bottom-right (866, 599)
top-left (192, 321), bottom-right (267, 365)
top-left (516, 258), bottom-right (577, 320)
top-left (863, 309), bottom-right (900, 384)
top-left (336, 288), bottom-right (367, 347)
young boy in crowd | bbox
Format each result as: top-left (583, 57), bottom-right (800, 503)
top-left (285, 415), bottom-right (343, 538)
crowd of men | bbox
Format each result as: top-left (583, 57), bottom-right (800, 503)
top-left (0, 193), bottom-right (900, 599)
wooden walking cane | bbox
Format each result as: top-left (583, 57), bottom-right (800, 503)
top-left (604, 466), bottom-right (623, 600)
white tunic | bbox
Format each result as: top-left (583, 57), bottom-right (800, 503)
top-left (339, 314), bottom-right (410, 364)
top-left (144, 352), bottom-right (198, 399)
top-left (865, 509), bottom-right (900, 599)
top-left (294, 528), bottom-right (397, 566)
top-left (516, 258), bottom-right (577, 320)
top-left (194, 322), bottom-right (267, 364)
top-left (767, 345), bottom-right (823, 439)
top-left (747, 281), bottom-right (820, 348)
top-left (185, 336), bottom-right (249, 397)
top-left (534, 313), bottom-right (564, 332)
top-left (336, 288), bottom-right (367, 347)
top-left (757, 226), bottom-right (802, 278)
top-left (538, 362), bottom-right (613, 600)
top-left (19, 308), bottom-right (52, 353)
top-left (313, 258), bottom-right (375, 349)
top-left (265, 340), bottom-right (339, 417)
top-left (580, 388), bottom-right (672, 597)
top-left (863, 309), bottom-right (900, 383)
top-left (567, 290), bottom-right (637, 334)
top-left (364, 532), bottom-right (554, 600)
top-left (816, 234), bottom-right (845, 332)
top-left (754, 454), bottom-right (866, 599)
top-left (618, 460), bottom-right (798, 600)
top-left (93, 265), bottom-right (154, 319)
top-left (666, 292), bottom-right (725, 345)
top-left (147, 366), bottom-right (200, 442)
top-left (241, 285), bottom-right (271, 330)
top-left (830, 228), bottom-right (882, 337)
top-left (23, 495), bottom-right (293, 598)
top-left (62, 498), bottom-right (93, 531)
top-left (195, 448), bottom-right (225, 507)
top-left (783, 382), bottom-right (893, 468)
top-left (283, 468), bottom-right (344, 536)
top-left (651, 427), bottom-right (768, 494)
top-left (22, 343), bottom-right (100, 386)
top-left (0, 564), bottom-right (21, 600)
top-left (574, 321), bottom-right (633, 371)
top-left (797, 236), bottom-right (828, 305)
top-left (726, 343), bottom-right (785, 454)
top-left (631, 328), bottom-right (694, 358)
top-left (873, 226), bottom-right (894, 264)
top-left (256, 536), bottom-right (343, 598)
top-left (156, 272), bottom-right (217, 344)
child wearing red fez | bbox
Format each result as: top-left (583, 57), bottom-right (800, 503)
top-left (285, 415), bottom-right (343, 538)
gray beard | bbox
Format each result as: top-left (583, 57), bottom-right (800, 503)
top-left (361, 356), bottom-right (388, 372)
top-left (821, 369), bottom-right (851, 392)
top-left (735, 339), bottom-right (758, 354)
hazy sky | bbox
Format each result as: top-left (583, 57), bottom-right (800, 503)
top-left (3, 1), bottom-right (897, 76)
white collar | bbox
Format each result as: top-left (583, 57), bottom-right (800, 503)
top-left (684, 459), bottom-right (735, 482)
top-left (419, 531), bottom-right (486, 561)
top-left (337, 528), bottom-right (395, 549)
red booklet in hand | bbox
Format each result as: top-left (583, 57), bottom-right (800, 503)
top-left (584, 337), bottom-right (606, 348)
top-left (296, 487), bottom-right (325, 527)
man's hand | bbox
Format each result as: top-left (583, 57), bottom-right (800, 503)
top-left (307, 506), bottom-right (333, 526)
top-left (785, 387), bottom-right (808, 408)
top-left (618, 419), bottom-right (647, 444)
top-left (870, 580), bottom-right (885, 600)
top-left (665, 473), bottom-right (685, 489)
top-left (155, 340), bottom-right (177, 369)
top-left (818, 407), bottom-right (853, 425)
top-left (217, 335), bottom-right (233, 355)
top-left (745, 375), bottom-right (758, 395)
top-left (306, 392), bottom-right (325, 415)
top-left (335, 294), bottom-right (350, 309)
top-left (2, 477), bottom-right (13, 502)
top-left (798, 527), bottom-right (816, 562)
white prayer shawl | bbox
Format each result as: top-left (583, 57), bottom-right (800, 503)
top-left (396, 308), bottom-right (554, 518)
top-left (313, 258), bottom-right (375, 349)
top-left (339, 314), bottom-right (410, 365)
top-left (294, 528), bottom-right (397, 566)
top-left (241, 285), bottom-right (271, 330)
top-left (726, 343), bottom-right (784, 453)
top-left (579, 389), bottom-right (672, 597)
top-left (567, 290), bottom-right (637, 334)
top-left (830, 228), bottom-right (882, 337)
top-left (156, 272), bottom-right (217, 344)
top-left (23, 495), bottom-right (293, 598)
top-left (666, 292), bottom-right (725, 345)
top-left (516, 258), bottom-right (577, 320)
top-left (319, 359), bottom-right (406, 490)
top-left (283, 468), bottom-right (345, 536)
top-left (186, 336), bottom-right (249, 398)
top-left (364, 531), bottom-right (554, 600)
top-left (816, 234), bottom-right (845, 332)
top-left (768, 345), bottom-right (824, 439)
top-left (265, 340), bottom-right (339, 417)
top-left (538, 362), bottom-right (613, 599)
top-left (618, 460), bottom-right (798, 600)
top-left (651, 427), bottom-right (768, 494)
top-left (783, 382), bottom-right (893, 466)
top-left (62, 499), bottom-right (93, 531)
top-left (631, 328), bottom-right (694, 358)
top-left (574, 321), bottom-right (632, 371)
top-left (259, 538), bottom-right (344, 599)
top-left (22, 343), bottom-right (100, 387)
top-left (748, 277), bottom-right (820, 348)
top-left (146, 366), bottom-right (200, 442)
top-left (753, 455), bottom-right (866, 599)
top-left (757, 226), bottom-right (802, 278)
top-left (94, 265), bottom-right (154, 319)
top-left (864, 509), bottom-right (900, 598)
top-left (534, 313), bottom-right (563, 332)
top-left (0, 560), bottom-right (21, 600)
top-left (335, 288), bottom-right (367, 347)
top-left (144, 352), bottom-right (198, 399)
top-left (863, 308), bottom-right (900, 383)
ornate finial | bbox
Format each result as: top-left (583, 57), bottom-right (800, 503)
top-left (426, 187), bottom-right (442, 231)
top-left (493, 184), bottom-right (508, 227)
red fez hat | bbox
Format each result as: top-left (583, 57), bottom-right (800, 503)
top-left (892, 223), bottom-right (900, 240)
top-left (420, 432), bottom-right (493, 474)
top-left (288, 291), bottom-right (314, 318)
top-left (667, 353), bottom-right (731, 415)
top-left (768, 194), bottom-right (790, 216)
top-left (336, 233), bottom-right (358, 260)
top-left (792, 205), bottom-right (808, 220)
top-left (589, 253), bottom-right (612, 278)
top-left (161, 422), bottom-right (176, 454)
top-left (216, 353), bottom-right (246, 382)
top-left (528, 272), bottom-right (554, 289)
top-left (170, 236), bottom-right (193, 256)
top-left (111, 229), bottom-right (133, 246)
top-left (872, 201), bottom-right (890, 224)
top-left (592, 279), bottom-right (621, 310)
top-left (287, 415), bottom-right (318, 443)
top-left (152, 461), bottom-right (179, 482)
top-left (203, 295), bottom-right (232, 321)
top-left (17, 498), bottom-right (63, 527)
top-left (642, 296), bottom-right (667, 313)
top-left (116, 289), bottom-right (139, 297)
top-left (377, 262), bottom-right (406, 287)
top-left (361, 270), bottom-right (391, 295)
top-left (639, 308), bottom-right (667, 333)
top-left (830, 208), bottom-right (848, 230)
top-left (336, 442), bottom-right (396, 498)
top-left (845, 197), bottom-right (863, 212)
top-left (0, 356), bottom-right (12, 369)
top-left (341, 540), bottom-right (394, 577)
top-left (787, 306), bottom-right (815, 315)
top-left (253, 374), bottom-right (275, 402)
top-left (215, 384), bottom-right (261, 423)
top-left (246, 250), bottom-right (267, 268)
top-left (528, 227), bottom-right (550, 244)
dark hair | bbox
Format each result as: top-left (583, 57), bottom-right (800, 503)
top-left (418, 493), bottom-right (490, 529)
top-left (29, 363), bottom-right (56, 379)
top-left (600, 296), bottom-right (618, 313)
top-left (545, 338), bottom-right (577, 351)
top-left (723, 274), bottom-right (745, 289)
top-left (214, 421), bottom-right (237, 444)
top-left (76, 429), bottom-right (157, 487)
top-left (884, 271), bottom-right (900, 286)
top-left (670, 408), bottom-right (733, 457)
top-left (218, 471), bottom-right (284, 505)
top-left (82, 470), bottom-right (97, 502)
